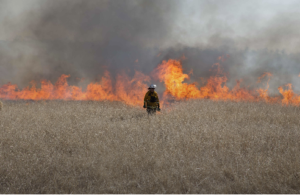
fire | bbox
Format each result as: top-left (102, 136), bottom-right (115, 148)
top-left (154, 59), bottom-right (300, 106)
top-left (0, 70), bottom-right (150, 106)
top-left (154, 59), bottom-right (257, 102)
top-left (153, 59), bottom-right (201, 99)
top-left (278, 84), bottom-right (300, 106)
top-left (256, 72), bottom-right (277, 103)
top-left (1, 57), bottom-right (300, 107)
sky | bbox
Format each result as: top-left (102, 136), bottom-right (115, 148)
top-left (1, 0), bottom-right (300, 93)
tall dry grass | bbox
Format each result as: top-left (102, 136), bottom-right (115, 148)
top-left (0, 99), bottom-right (300, 193)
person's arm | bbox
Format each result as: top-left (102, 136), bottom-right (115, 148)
top-left (143, 92), bottom-right (148, 108)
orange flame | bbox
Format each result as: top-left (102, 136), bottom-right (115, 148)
top-left (154, 59), bottom-right (258, 102)
top-left (154, 59), bottom-right (299, 106)
top-left (1, 58), bottom-right (300, 107)
top-left (256, 72), bottom-right (273, 102)
top-left (278, 84), bottom-right (300, 106)
top-left (0, 70), bottom-right (150, 106)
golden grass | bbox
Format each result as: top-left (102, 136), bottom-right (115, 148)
top-left (0, 99), bottom-right (300, 193)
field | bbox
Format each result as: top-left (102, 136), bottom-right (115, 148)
top-left (0, 99), bottom-right (300, 193)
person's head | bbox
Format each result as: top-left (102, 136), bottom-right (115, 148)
top-left (148, 84), bottom-right (156, 92)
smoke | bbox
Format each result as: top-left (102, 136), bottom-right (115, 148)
top-left (159, 47), bottom-right (300, 94)
top-left (1, 0), bottom-right (300, 94)
top-left (0, 0), bottom-right (181, 86)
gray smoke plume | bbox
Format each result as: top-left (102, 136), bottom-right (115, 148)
top-left (0, 0), bottom-right (180, 87)
top-left (1, 0), bottom-right (300, 94)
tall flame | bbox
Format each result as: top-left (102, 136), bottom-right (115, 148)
top-left (154, 59), bottom-right (299, 106)
top-left (154, 59), bottom-right (257, 102)
top-left (1, 58), bottom-right (300, 107)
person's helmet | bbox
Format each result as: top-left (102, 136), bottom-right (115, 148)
top-left (148, 84), bottom-right (156, 89)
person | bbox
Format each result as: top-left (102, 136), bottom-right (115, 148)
top-left (143, 84), bottom-right (160, 115)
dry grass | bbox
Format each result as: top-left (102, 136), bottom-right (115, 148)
top-left (0, 99), bottom-right (300, 193)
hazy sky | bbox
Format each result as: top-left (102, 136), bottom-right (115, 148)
top-left (1, 0), bottom-right (300, 93)
top-left (1, 0), bottom-right (300, 51)
top-left (176, 0), bottom-right (300, 52)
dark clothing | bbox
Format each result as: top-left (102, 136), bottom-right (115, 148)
top-left (144, 91), bottom-right (160, 108)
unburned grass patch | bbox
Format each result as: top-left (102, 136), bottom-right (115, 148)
top-left (0, 100), bottom-right (300, 193)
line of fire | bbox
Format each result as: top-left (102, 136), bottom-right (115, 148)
top-left (1, 58), bottom-right (299, 107)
